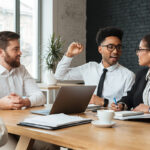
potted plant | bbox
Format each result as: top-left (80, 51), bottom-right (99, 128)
top-left (43, 33), bottom-right (64, 85)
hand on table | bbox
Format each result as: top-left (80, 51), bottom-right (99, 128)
top-left (133, 103), bottom-right (149, 113)
top-left (111, 103), bottom-right (124, 111)
top-left (0, 93), bottom-right (30, 110)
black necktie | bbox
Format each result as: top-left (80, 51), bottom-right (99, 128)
top-left (97, 68), bottom-right (108, 97)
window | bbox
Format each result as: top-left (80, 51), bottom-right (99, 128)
top-left (0, 0), bottom-right (15, 31)
top-left (0, 0), bottom-right (40, 81)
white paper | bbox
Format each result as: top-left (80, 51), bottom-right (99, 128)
top-left (114, 111), bottom-right (144, 117)
top-left (22, 113), bottom-right (91, 127)
top-left (114, 113), bottom-right (150, 120)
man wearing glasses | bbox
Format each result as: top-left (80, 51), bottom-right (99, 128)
top-left (55, 27), bottom-right (135, 106)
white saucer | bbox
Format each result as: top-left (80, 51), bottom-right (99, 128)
top-left (91, 120), bottom-right (116, 128)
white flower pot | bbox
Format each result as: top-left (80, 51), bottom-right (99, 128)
top-left (44, 70), bottom-right (57, 85)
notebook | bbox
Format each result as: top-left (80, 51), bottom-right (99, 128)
top-left (18, 113), bottom-right (92, 130)
top-left (115, 111), bottom-right (144, 117)
top-left (113, 111), bottom-right (150, 120)
top-left (31, 85), bottom-right (96, 115)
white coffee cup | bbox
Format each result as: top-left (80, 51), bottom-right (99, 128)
top-left (97, 110), bottom-right (114, 124)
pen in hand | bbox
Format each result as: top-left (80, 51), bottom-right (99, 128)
top-left (113, 97), bottom-right (118, 109)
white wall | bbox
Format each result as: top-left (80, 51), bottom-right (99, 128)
top-left (41, 0), bottom-right (86, 82)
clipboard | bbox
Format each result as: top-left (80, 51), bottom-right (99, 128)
top-left (18, 119), bottom-right (92, 130)
top-left (18, 113), bottom-right (92, 130)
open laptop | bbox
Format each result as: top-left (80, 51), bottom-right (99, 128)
top-left (31, 85), bottom-right (96, 115)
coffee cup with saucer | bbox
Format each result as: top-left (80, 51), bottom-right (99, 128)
top-left (92, 110), bottom-right (116, 128)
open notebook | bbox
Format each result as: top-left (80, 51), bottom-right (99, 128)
top-left (18, 113), bottom-right (92, 130)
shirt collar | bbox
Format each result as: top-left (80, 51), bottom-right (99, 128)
top-left (146, 68), bottom-right (150, 81)
top-left (99, 62), bottom-right (119, 72)
top-left (0, 64), bottom-right (15, 75)
top-left (0, 64), bottom-right (8, 75)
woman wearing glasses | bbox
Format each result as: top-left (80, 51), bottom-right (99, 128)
top-left (111, 34), bottom-right (150, 112)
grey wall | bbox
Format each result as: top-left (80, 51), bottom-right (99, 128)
top-left (41, 0), bottom-right (86, 82)
top-left (53, 0), bottom-right (86, 67)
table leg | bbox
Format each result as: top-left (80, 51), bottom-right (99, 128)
top-left (47, 89), bottom-right (50, 104)
top-left (52, 89), bottom-right (56, 103)
top-left (15, 136), bottom-right (34, 150)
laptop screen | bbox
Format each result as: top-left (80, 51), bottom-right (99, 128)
top-left (50, 85), bottom-right (96, 114)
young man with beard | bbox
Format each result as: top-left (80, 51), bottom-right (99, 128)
top-left (0, 31), bottom-right (59, 150)
top-left (0, 31), bottom-right (45, 109)
top-left (55, 27), bottom-right (135, 106)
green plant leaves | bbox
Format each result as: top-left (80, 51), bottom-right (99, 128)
top-left (43, 33), bottom-right (65, 72)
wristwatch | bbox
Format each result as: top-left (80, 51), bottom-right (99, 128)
top-left (118, 102), bottom-right (126, 110)
top-left (103, 99), bottom-right (109, 107)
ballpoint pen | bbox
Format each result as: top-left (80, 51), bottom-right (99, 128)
top-left (113, 97), bottom-right (117, 105)
top-left (113, 97), bottom-right (118, 108)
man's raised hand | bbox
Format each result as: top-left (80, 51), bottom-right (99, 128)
top-left (66, 42), bottom-right (84, 57)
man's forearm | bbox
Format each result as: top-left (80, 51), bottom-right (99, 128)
top-left (55, 55), bottom-right (73, 80)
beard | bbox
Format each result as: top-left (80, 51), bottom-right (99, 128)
top-left (4, 51), bottom-right (20, 68)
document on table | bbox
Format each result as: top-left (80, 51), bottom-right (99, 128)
top-left (114, 113), bottom-right (150, 120)
top-left (114, 111), bottom-right (144, 117)
top-left (18, 113), bottom-right (92, 130)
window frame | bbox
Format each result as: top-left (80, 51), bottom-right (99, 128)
top-left (15, 0), bottom-right (41, 82)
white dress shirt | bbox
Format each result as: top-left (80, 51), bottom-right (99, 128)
top-left (55, 56), bottom-right (135, 105)
top-left (143, 69), bottom-right (150, 106)
top-left (0, 64), bottom-right (46, 107)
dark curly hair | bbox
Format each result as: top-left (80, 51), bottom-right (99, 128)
top-left (96, 27), bottom-right (123, 46)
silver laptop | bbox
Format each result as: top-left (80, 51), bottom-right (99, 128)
top-left (31, 85), bottom-right (96, 115)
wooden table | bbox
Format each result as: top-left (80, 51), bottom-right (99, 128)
top-left (38, 83), bottom-right (83, 104)
top-left (1, 107), bottom-right (150, 150)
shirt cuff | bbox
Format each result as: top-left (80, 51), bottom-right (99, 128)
top-left (28, 96), bottom-right (35, 107)
top-left (28, 94), bottom-right (46, 107)
top-left (63, 55), bottom-right (73, 61)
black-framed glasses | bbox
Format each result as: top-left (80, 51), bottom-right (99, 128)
top-left (101, 44), bottom-right (122, 52)
top-left (135, 48), bottom-right (150, 53)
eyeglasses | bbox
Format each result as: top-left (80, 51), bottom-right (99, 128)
top-left (135, 48), bottom-right (150, 53)
top-left (101, 44), bottom-right (122, 52)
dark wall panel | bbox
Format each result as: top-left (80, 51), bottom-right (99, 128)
top-left (86, 0), bottom-right (150, 73)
